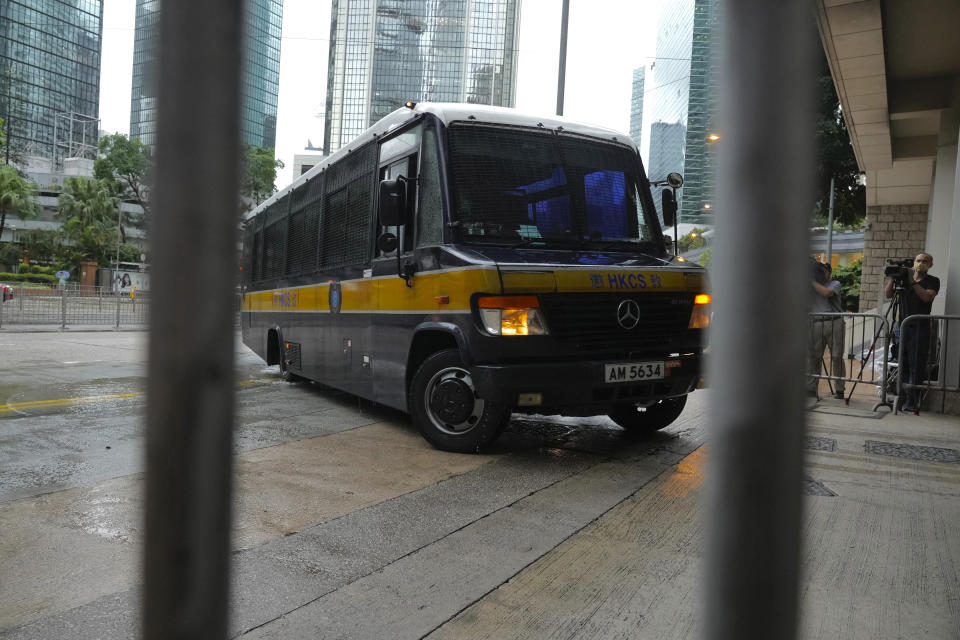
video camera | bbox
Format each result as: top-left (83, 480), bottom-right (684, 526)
top-left (884, 257), bottom-right (913, 283)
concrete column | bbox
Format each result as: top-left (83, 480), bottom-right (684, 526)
top-left (944, 115), bottom-right (960, 391)
top-left (926, 79), bottom-right (960, 317)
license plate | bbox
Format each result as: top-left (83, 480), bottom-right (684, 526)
top-left (604, 361), bottom-right (665, 383)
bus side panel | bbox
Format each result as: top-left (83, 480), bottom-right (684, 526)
top-left (371, 311), bottom-right (420, 412)
top-left (241, 309), bottom-right (267, 363)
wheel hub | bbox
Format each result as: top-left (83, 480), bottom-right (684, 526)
top-left (430, 377), bottom-right (475, 424)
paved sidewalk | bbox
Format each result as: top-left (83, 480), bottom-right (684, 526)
top-left (423, 396), bottom-right (960, 640)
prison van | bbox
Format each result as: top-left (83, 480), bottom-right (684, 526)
top-left (240, 102), bottom-right (710, 453)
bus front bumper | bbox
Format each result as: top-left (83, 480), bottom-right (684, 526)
top-left (469, 354), bottom-right (702, 414)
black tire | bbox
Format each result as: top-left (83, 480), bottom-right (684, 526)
top-left (409, 349), bottom-right (509, 453)
top-left (609, 395), bottom-right (688, 434)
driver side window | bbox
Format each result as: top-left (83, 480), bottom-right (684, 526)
top-left (376, 154), bottom-right (418, 257)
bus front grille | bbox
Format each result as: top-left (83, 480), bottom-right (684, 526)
top-left (539, 292), bottom-right (696, 351)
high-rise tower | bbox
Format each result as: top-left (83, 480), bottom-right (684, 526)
top-left (0, 0), bottom-right (104, 165)
top-left (630, 67), bottom-right (645, 148)
top-left (130, 0), bottom-right (282, 150)
top-left (323, 0), bottom-right (521, 155)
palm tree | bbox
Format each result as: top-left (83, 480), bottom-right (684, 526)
top-left (57, 177), bottom-right (120, 267)
top-left (0, 163), bottom-right (40, 245)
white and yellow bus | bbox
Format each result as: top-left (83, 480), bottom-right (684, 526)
top-left (241, 102), bottom-right (709, 452)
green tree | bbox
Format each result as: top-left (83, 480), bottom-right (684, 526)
top-left (815, 53), bottom-right (865, 227)
top-left (678, 227), bottom-right (709, 253)
top-left (20, 229), bottom-right (63, 265)
top-left (832, 258), bottom-right (862, 312)
top-left (57, 176), bottom-right (120, 270)
top-left (0, 238), bottom-right (22, 268)
top-left (94, 133), bottom-right (152, 220)
top-left (241, 145), bottom-right (284, 209)
top-left (0, 163), bottom-right (40, 247)
top-left (697, 248), bottom-right (712, 270)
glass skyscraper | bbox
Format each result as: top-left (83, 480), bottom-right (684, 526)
top-left (130, 0), bottom-right (282, 150)
top-left (680, 0), bottom-right (719, 225)
top-left (629, 67), bottom-right (645, 148)
top-left (323, 0), bottom-right (520, 155)
top-left (0, 0), bottom-right (103, 162)
top-left (644, 0), bottom-right (718, 226)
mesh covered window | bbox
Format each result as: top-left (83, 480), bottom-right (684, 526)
top-left (285, 210), bottom-right (307, 275)
top-left (319, 143), bottom-right (376, 268)
top-left (262, 220), bottom-right (286, 280)
top-left (417, 126), bottom-right (444, 245)
top-left (289, 183), bottom-right (310, 215)
top-left (252, 230), bottom-right (263, 282)
top-left (285, 181), bottom-right (323, 276)
top-left (446, 124), bottom-right (655, 246)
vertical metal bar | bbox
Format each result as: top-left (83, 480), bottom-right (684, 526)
top-left (942, 318), bottom-right (948, 413)
top-left (706, 1), bottom-right (814, 639)
top-left (879, 316), bottom-right (889, 406)
top-left (556, 0), bottom-right (570, 116)
top-left (115, 288), bottom-right (121, 329)
top-left (60, 287), bottom-right (66, 330)
top-left (142, 0), bottom-right (243, 637)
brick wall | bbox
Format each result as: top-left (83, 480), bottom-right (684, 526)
top-left (862, 204), bottom-right (928, 309)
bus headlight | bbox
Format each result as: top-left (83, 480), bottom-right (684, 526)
top-left (478, 296), bottom-right (549, 336)
top-left (689, 293), bottom-right (711, 329)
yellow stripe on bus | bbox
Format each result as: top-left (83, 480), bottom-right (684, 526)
top-left (241, 265), bottom-right (706, 313)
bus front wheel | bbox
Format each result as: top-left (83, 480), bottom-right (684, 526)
top-left (410, 349), bottom-right (509, 453)
top-left (608, 395), bottom-right (687, 434)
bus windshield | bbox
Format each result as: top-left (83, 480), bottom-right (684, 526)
top-left (446, 124), bottom-right (661, 249)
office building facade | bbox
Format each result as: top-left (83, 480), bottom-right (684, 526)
top-left (630, 67), bottom-right (644, 148)
top-left (679, 0), bottom-right (719, 225)
top-left (0, 0), bottom-right (103, 164)
top-left (645, 0), bottom-right (719, 227)
top-left (130, 0), bottom-right (282, 150)
top-left (323, 0), bottom-right (521, 155)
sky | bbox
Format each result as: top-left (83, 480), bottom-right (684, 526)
top-left (98, 0), bottom-right (664, 187)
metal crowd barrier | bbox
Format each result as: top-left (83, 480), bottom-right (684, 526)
top-left (807, 312), bottom-right (892, 411)
top-left (0, 284), bottom-right (150, 328)
top-left (896, 314), bottom-right (960, 415)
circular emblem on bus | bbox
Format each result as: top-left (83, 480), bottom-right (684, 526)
top-left (329, 281), bottom-right (342, 314)
top-left (616, 299), bottom-right (640, 330)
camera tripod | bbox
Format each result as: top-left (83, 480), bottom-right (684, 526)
top-left (846, 280), bottom-right (905, 410)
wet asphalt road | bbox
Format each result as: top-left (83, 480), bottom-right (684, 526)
top-left (2, 331), bottom-right (959, 639)
top-left (0, 330), bottom-right (711, 639)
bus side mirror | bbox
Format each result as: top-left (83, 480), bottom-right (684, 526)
top-left (377, 232), bottom-right (398, 254)
top-left (661, 189), bottom-right (677, 228)
top-left (379, 179), bottom-right (406, 227)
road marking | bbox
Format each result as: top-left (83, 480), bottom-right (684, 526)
top-left (0, 392), bottom-right (144, 414)
top-left (0, 380), bottom-right (270, 414)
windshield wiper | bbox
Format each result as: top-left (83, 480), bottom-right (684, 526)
top-left (598, 239), bottom-right (669, 262)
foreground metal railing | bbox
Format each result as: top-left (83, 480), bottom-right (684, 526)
top-left (806, 312), bottom-right (893, 411)
top-left (896, 314), bottom-right (960, 415)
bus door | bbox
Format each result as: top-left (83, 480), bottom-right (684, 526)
top-left (372, 125), bottom-right (422, 409)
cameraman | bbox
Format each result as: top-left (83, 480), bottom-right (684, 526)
top-left (808, 259), bottom-right (845, 398)
top-left (885, 253), bottom-right (940, 411)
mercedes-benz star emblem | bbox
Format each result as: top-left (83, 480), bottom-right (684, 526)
top-left (616, 299), bottom-right (641, 330)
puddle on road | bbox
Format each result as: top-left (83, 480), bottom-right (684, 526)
top-left (67, 484), bottom-right (141, 544)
